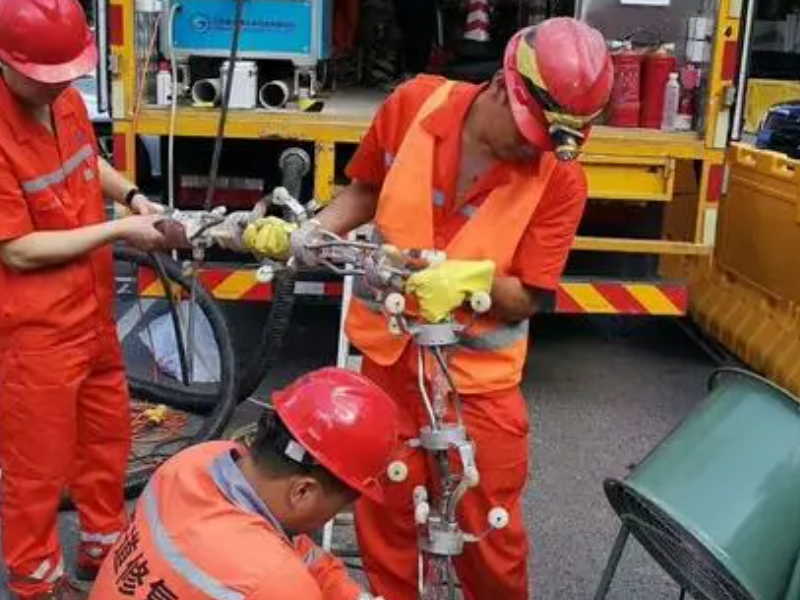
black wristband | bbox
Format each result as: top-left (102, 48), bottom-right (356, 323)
top-left (123, 188), bottom-right (140, 207)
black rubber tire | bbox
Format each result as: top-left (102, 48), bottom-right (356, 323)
top-left (120, 247), bottom-right (238, 498)
top-left (121, 247), bottom-right (236, 414)
top-left (60, 247), bottom-right (238, 508)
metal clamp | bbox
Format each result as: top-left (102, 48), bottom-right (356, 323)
top-left (418, 424), bottom-right (468, 452)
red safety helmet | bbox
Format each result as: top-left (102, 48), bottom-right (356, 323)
top-left (503, 18), bottom-right (614, 161)
top-left (0, 0), bottom-right (97, 84)
top-left (273, 367), bottom-right (398, 503)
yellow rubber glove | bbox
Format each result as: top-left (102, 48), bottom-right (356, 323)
top-left (405, 260), bottom-right (495, 323)
top-left (242, 216), bottom-right (298, 260)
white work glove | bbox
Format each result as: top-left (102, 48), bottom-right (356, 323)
top-left (211, 212), bottom-right (251, 252)
top-left (289, 219), bottom-right (325, 267)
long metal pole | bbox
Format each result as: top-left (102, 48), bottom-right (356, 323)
top-left (593, 524), bottom-right (630, 600)
top-left (731, 0), bottom-right (757, 140)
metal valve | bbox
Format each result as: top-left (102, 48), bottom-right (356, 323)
top-left (387, 460), bottom-right (409, 482)
top-left (470, 291), bottom-right (492, 314)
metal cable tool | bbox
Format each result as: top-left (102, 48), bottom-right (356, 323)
top-left (254, 216), bottom-right (509, 600)
top-left (157, 188), bottom-right (510, 599)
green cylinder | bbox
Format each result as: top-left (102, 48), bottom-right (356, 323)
top-left (605, 369), bottom-right (800, 600)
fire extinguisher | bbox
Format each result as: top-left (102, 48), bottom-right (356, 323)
top-left (675, 64), bottom-right (701, 131)
top-left (608, 41), bottom-right (643, 128)
top-left (640, 43), bottom-right (677, 129)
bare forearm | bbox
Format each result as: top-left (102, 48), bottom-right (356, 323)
top-left (316, 180), bottom-right (379, 236)
top-left (0, 221), bottom-right (122, 271)
top-left (490, 276), bottom-right (542, 322)
top-left (99, 156), bottom-right (136, 205)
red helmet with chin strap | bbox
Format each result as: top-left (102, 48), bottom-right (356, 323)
top-left (503, 18), bottom-right (614, 160)
top-left (0, 0), bottom-right (97, 84)
top-left (273, 367), bottom-right (398, 504)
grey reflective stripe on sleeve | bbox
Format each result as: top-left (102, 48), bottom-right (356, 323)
top-left (142, 483), bottom-right (244, 600)
top-left (459, 319), bottom-right (529, 351)
top-left (20, 144), bottom-right (94, 194)
top-left (458, 204), bottom-right (478, 219)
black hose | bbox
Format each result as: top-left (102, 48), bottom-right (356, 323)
top-left (234, 149), bottom-right (308, 401)
top-left (150, 251), bottom-right (190, 386)
top-left (203, 0), bottom-right (246, 211)
top-left (236, 269), bottom-right (297, 401)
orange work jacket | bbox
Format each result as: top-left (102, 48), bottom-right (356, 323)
top-left (345, 81), bottom-right (558, 394)
top-left (0, 79), bottom-right (114, 351)
top-left (89, 441), bottom-right (368, 600)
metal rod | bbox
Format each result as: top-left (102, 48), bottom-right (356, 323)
top-left (417, 347), bottom-right (438, 430)
top-left (151, 252), bottom-right (190, 386)
top-left (185, 264), bottom-right (198, 384)
top-left (203, 0), bottom-right (246, 211)
top-left (432, 346), bottom-right (463, 426)
top-left (678, 589), bottom-right (686, 600)
top-left (731, 0), bottom-right (757, 141)
top-left (447, 556), bottom-right (456, 600)
top-left (593, 524), bottom-right (630, 600)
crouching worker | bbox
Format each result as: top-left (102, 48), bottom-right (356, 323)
top-left (90, 368), bottom-right (398, 600)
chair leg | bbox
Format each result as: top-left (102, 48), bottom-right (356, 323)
top-left (593, 523), bottom-right (631, 600)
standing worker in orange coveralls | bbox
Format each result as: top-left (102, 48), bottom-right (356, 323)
top-left (244, 17), bottom-right (614, 600)
top-left (0, 1), bottom-right (169, 597)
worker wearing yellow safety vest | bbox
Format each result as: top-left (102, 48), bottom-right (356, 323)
top-left (243, 18), bottom-right (614, 600)
top-left (90, 368), bottom-right (398, 600)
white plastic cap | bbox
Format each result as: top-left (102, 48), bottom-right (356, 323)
top-left (488, 507), bottom-right (510, 529)
top-left (387, 460), bottom-right (409, 483)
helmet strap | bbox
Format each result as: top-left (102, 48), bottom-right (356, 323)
top-left (258, 410), bottom-right (319, 468)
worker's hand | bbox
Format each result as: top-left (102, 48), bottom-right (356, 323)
top-left (116, 214), bottom-right (168, 252)
top-left (242, 216), bottom-right (298, 260)
top-left (129, 193), bottom-right (166, 216)
top-left (405, 259), bottom-right (495, 323)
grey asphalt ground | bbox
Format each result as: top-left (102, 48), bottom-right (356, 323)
top-left (1, 307), bottom-right (715, 599)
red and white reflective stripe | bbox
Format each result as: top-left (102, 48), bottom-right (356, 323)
top-left (27, 556), bottom-right (64, 582)
top-left (464, 0), bottom-right (490, 42)
top-left (80, 530), bottom-right (121, 545)
top-left (46, 557), bottom-right (65, 583)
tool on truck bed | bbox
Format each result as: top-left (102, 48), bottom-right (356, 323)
top-left (157, 188), bottom-right (510, 599)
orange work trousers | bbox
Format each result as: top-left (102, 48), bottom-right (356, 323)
top-left (356, 347), bottom-right (530, 600)
top-left (0, 328), bottom-right (131, 597)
